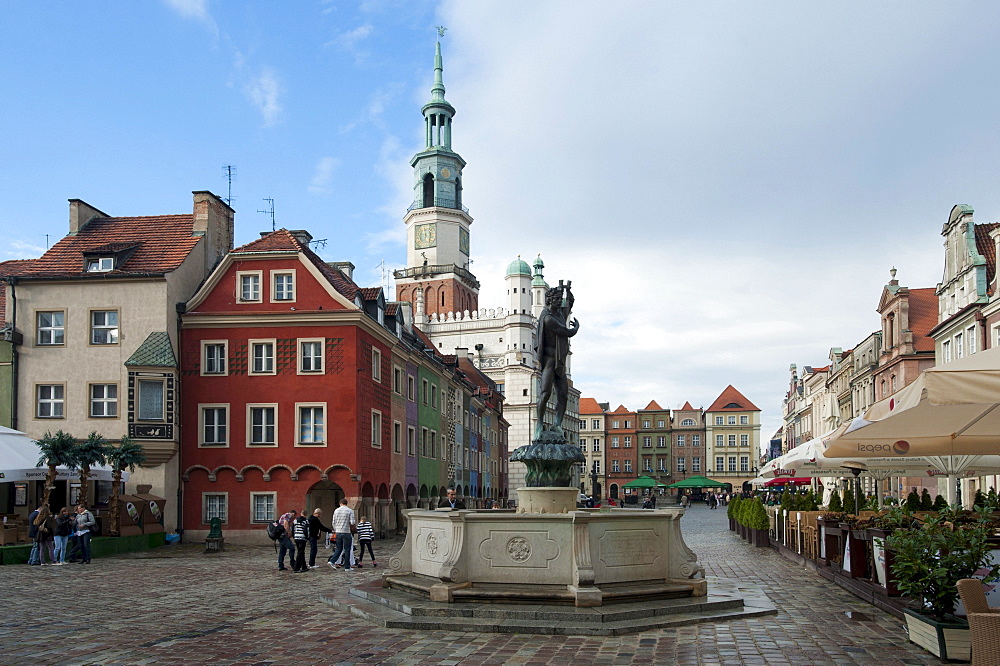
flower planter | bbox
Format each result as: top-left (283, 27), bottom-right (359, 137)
top-left (728, 518), bottom-right (735, 531)
top-left (819, 520), bottom-right (845, 567)
top-left (868, 528), bottom-right (902, 596)
top-left (902, 609), bottom-right (970, 661)
top-left (751, 528), bottom-right (770, 548)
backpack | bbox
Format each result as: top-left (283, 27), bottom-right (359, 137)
top-left (266, 521), bottom-right (284, 540)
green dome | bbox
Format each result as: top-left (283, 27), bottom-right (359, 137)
top-left (506, 256), bottom-right (531, 277)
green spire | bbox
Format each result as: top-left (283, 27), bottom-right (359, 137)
top-left (431, 39), bottom-right (447, 103)
top-left (423, 28), bottom-right (456, 150)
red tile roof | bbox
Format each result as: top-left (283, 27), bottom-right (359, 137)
top-left (360, 287), bottom-right (382, 301)
top-left (579, 397), bottom-right (604, 415)
top-left (641, 400), bottom-right (664, 411)
top-left (385, 303), bottom-right (398, 316)
top-left (706, 385), bottom-right (760, 412)
top-left (680, 401), bottom-right (694, 410)
top-left (10, 215), bottom-right (201, 278)
top-left (976, 223), bottom-right (998, 292)
top-left (907, 288), bottom-right (938, 353)
top-left (609, 404), bottom-right (633, 414)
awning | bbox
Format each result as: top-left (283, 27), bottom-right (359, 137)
top-left (0, 426), bottom-right (124, 484)
top-left (763, 477), bottom-right (812, 487)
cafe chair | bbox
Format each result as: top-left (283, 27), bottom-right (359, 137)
top-left (957, 578), bottom-right (1000, 666)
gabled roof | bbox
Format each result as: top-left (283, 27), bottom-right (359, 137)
top-left (680, 401), bottom-right (694, 410)
top-left (360, 287), bottom-right (383, 301)
top-left (609, 404), bottom-right (633, 414)
top-left (641, 400), bottom-right (664, 411)
top-left (706, 385), bottom-right (760, 412)
top-left (125, 332), bottom-right (177, 368)
top-left (231, 229), bottom-right (361, 303)
top-left (0, 260), bottom-right (36, 321)
top-left (10, 215), bottom-right (201, 278)
top-left (579, 397), bottom-right (605, 415)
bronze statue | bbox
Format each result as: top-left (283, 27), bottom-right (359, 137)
top-left (533, 282), bottom-right (579, 440)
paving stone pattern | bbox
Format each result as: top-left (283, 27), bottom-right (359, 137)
top-left (1, 506), bottom-right (943, 665)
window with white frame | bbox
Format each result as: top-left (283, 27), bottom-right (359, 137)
top-left (728, 456), bottom-right (737, 472)
top-left (693, 457), bottom-right (701, 472)
top-left (728, 434), bottom-right (736, 447)
top-left (625, 420), bottom-right (631, 428)
top-left (642, 420), bottom-right (650, 429)
top-left (37, 384), bottom-right (64, 418)
top-left (297, 404), bottom-right (325, 445)
top-left (967, 325), bottom-right (977, 355)
top-left (643, 458), bottom-right (652, 472)
top-left (740, 456), bottom-right (749, 472)
top-left (676, 457), bottom-right (686, 472)
top-left (202, 341), bottom-right (227, 375)
top-left (956, 332), bottom-right (964, 359)
top-left (299, 339), bottom-right (323, 373)
top-left (371, 410), bottom-right (383, 448)
top-left (693, 435), bottom-right (701, 446)
top-left (237, 272), bottom-right (261, 302)
top-left (611, 436), bottom-right (619, 448)
top-left (89, 384), bottom-right (117, 417)
top-left (624, 460), bottom-right (632, 472)
top-left (594, 460), bottom-right (601, 474)
top-left (943, 340), bottom-right (952, 363)
top-left (271, 271), bottom-right (295, 301)
top-left (422, 379), bottom-right (428, 404)
top-left (740, 415), bottom-right (749, 425)
top-left (86, 256), bottom-right (114, 272)
top-left (430, 431), bottom-right (438, 458)
top-left (248, 405), bottom-right (276, 446)
top-left (407, 426), bottom-right (416, 456)
top-left (716, 434), bottom-right (724, 447)
top-left (715, 456), bottom-right (724, 471)
top-left (676, 435), bottom-right (685, 446)
top-left (250, 492), bottom-right (276, 523)
top-left (137, 379), bottom-right (164, 421)
top-left (250, 340), bottom-right (275, 374)
top-left (681, 418), bottom-right (695, 426)
top-left (612, 460), bottom-right (620, 472)
top-left (421, 428), bottom-right (428, 457)
top-left (657, 419), bottom-right (665, 428)
top-left (431, 384), bottom-right (438, 409)
top-left (36, 311), bottom-right (64, 345)
top-left (740, 434), bottom-right (749, 447)
top-left (90, 310), bottom-right (118, 345)
top-left (658, 457), bottom-right (667, 472)
top-left (372, 348), bottom-right (382, 382)
top-left (393, 421), bottom-right (402, 454)
top-left (643, 436), bottom-right (652, 447)
top-left (203, 493), bottom-right (227, 523)
top-left (727, 415), bottom-right (736, 425)
top-left (393, 366), bottom-right (403, 394)
top-left (407, 375), bottom-right (415, 401)
top-left (624, 436), bottom-right (632, 448)
top-left (612, 420), bottom-right (620, 428)
top-left (592, 440), bottom-right (601, 452)
top-left (592, 419), bottom-right (600, 429)
top-left (200, 405), bottom-right (228, 446)
top-left (657, 436), bottom-right (666, 447)
top-left (715, 416), bottom-right (723, 425)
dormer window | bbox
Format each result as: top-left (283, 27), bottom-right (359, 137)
top-left (87, 257), bottom-right (114, 272)
top-left (355, 295), bottom-right (363, 308)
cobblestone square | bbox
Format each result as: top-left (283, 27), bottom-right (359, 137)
top-left (1, 506), bottom-right (942, 664)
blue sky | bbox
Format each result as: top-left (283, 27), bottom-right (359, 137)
top-left (5, 1), bottom-right (1000, 445)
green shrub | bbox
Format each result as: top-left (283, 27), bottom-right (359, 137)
top-left (920, 489), bottom-right (934, 511)
top-left (843, 489), bottom-right (857, 515)
top-left (748, 498), bottom-right (770, 530)
top-left (905, 490), bottom-right (922, 512)
top-left (828, 489), bottom-right (842, 512)
top-left (727, 495), bottom-right (741, 520)
top-left (932, 494), bottom-right (949, 511)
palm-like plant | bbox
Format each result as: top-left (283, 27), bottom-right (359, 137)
top-left (34, 430), bottom-right (78, 508)
top-left (105, 437), bottom-right (146, 535)
top-left (75, 431), bottom-right (111, 508)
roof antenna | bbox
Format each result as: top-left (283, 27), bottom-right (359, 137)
top-left (309, 238), bottom-right (328, 252)
top-left (222, 165), bottom-right (237, 207)
top-left (257, 197), bottom-right (275, 231)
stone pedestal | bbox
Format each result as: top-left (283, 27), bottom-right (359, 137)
top-left (516, 487), bottom-right (578, 514)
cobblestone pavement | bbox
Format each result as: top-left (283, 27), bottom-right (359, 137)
top-left (1, 506), bottom-right (943, 665)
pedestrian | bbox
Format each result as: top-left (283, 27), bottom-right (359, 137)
top-left (641, 496), bottom-right (652, 510)
top-left (54, 507), bottom-right (73, 565)
top-left (292, 512), bottom-right (310, 573)
top-left (355, 515), bottom-right (376, 567)
top-left (680, 494), bottom-right (689, 508)
top-left (74, 504), bottom-right (96, 564)
top-left (438, 487), bottom-right (466, 510)
top-left (491, 501), bottom-right (502, 509)
top-left (307, 508), bottom-right (332, 569)
top-left (26, 505), bottom-right (43, 566)
top-left (34, 506), bottom-right (57, 565)
top-left (275, 509), bottom-right (297, 571)
top-left (650, 494), bottom-right (656, 509)
top-left (327, 499), bottom-right (357, 571)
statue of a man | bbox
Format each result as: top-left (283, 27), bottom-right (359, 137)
top-left (533, 283), bottom-right (579, 440)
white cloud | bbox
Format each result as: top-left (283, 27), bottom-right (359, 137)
top-left (245, 67), bottom-right (283, 127)
top-left (327, 23), bottom-right (374, 64)
top-left (309, 157), bottom-right (340, 195)
top-left (2, 239), bottom-right (46, 259)
top-left (161, 0), bottom-right (218, 37)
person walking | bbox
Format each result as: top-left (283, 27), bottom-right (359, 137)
top-left (53, 507), bottom-right (73, 565)
top-left (26, 505), bottom-right (42, 566)
top-left (327, 499), bottom-right (356, 571)
top-left (275, 509), bottom-right (297, 571)
top-left (292, 513), bottom-right (310, 573)
top-left (307, 508), bottom-right (332, 569)
top-left (355, 515), bottom-right (376, 567)
top-left (75, 504), bottom-right (96, 564)
top-left (34, 506), bottom-right (57, 565)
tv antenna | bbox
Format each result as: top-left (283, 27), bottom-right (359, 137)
top-left (221, 165), bottom-right (237, 207)
top-left (309, 238), bottom-right (328, 252)
top-left (258, 198), bottom-right (275, 231)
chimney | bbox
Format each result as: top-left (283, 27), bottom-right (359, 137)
top-left (328, 261), bottom-right (355, 280)
top-left (68, 199), bottom-right (109, 235)
top-left (191, 191), bottom-right (235, 266)
top-left (289, 229), bottom-right (313, 246)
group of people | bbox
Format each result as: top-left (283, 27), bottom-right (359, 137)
top-left (268, 500), bottom-right (378, 573)
top-left (707, 491), bottom-right (731, 509)
top-left (28, 504), bottom-right (97, 565)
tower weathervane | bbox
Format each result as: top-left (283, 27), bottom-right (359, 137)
top-left (436, 25), bottom-right (446, 38)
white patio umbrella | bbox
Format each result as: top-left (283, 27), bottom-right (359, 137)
top-left (824, 347), bottom-right (1000, 503)
top-left (0, 425), bottom-right (122, 483)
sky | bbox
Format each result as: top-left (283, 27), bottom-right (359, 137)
top-left (4, 1), bottom-right (1000, 447)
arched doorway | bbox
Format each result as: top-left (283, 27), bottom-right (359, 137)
top-left (306, 480), bottom-right (344, 524)
top-left (610, 483), bottom-right (619, 500)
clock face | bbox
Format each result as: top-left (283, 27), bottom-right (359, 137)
top-left (459, 228), bottom-right (470, 255)
top-left (415, 223), bottom-right (436, 249)
top-left (440, 167), bottom-right (451, 179)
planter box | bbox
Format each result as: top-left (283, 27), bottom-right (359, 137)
top-left (845, 529), bottom-right (871, 579)
top-left (903, 608), bottom-right (970, 662)
top-left (751, 528), bottom-right (770, 548)
top-left (868, 529), bottom-right (902, 596)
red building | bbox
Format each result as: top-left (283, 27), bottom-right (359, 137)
top-left (179, 229), bottom-right (397, 541)
top-left (605, 404), bottom-right (638, 502)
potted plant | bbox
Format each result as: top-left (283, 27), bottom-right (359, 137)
top-left (868, 506), bottom-right (917, 596)
top-left (727, 496), bottom-right (740, 531)
top-left (747, 498), bottom-right (770, 547)
top-left (886, 508), bottom-right (1000, 661)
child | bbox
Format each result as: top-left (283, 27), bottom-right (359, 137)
top-left (292, 513), bottom-right (310, 573)
top-left (355, 515), bottom-right (376, 567)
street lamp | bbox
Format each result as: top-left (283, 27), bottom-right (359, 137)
top-left (842, 461), bottom-right (866, 514)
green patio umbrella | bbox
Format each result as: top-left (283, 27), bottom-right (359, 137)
top-left (622, 475), bottom-right (668, 489)
top-left (665, 475), bottom-right (728, 488)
